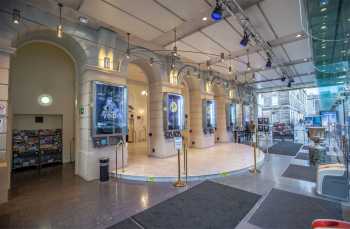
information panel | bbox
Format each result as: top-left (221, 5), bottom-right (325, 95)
top-left (92, 81), bottom-right (127, 137)
top-left (163, 93), bottom-right (184, 138)
top-left (202, 99), bottom-right (216, 134)
top-left (226, 103), bottom-right (236, 130)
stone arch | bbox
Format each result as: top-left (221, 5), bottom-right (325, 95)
top-left (12, 29), bottom-right (87, 68)
top-left (9, 29), bottom-right (87, 175)
top-left (119, 50), bottom-right (165, 84)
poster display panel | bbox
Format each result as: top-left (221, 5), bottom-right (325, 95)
top-left (92, 81), bottom-right (127, 137)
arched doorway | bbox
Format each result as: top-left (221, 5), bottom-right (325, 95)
top-left (9, 42), bottom-right (76, 186)
top-left (126, 63), bottom-right (149, 157)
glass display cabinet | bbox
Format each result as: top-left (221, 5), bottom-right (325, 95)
top-left (91, 81), bottom-right (128, 147)
top-left (163, 93), bottom-right (184, 139)
top-left (202, 99), bottom-right (216, 134)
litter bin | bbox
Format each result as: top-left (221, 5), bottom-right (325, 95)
top-left (99, 157), bottom-right (109, 182)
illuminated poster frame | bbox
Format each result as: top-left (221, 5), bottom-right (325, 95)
top-left (163, 93), bottom-right (184, 132)
top-left (91, 81), bottom-right (128, 137)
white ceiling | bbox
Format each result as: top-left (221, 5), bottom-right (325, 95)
top-left (76, 0), bottom-right (315, 89)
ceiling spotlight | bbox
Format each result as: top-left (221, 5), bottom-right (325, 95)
top-left (321, 7), bottom-right (327, 12)
top-left (202, 17), bottom-right (208, 21)
top-left (149, 57), bottom-right (154, 66)
top-left (57, 3), bottom-right (63, 38)
top-left (287, 81), bottom-right (292, 88)
top-left (206, 60), bottom-right (211, 70)
top-left (304, 58), bottom-right (308, 61)
top-left (265, 57), bottom-right (272, 68)
top-left (228, 65), bottom-right (232, 73)
top-left (240, 31), bottom-right (249, 47)
top-left (12, 9), bottom-right (20, 24)
top-left (173, 46), bottom-right (178, 56)
top-left (281, 76), bottom-right (286, 82)
top-left (296, 34), bottom-right (303, 38)
top-left (211, 0), bottom-right (223, 21)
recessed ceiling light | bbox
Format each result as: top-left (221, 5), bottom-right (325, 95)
top-left (321, 54), bottom-right (326, 57)
top-left (321, 25), bottom-right (327, 30)
top-left (321, 8), bottom-right (327, 12)
top-left (337, 81), bottom-right (344, 84)
top-left (339, 76), bottom-right (346, 79)
top-left (321, 45), bottom-right (326, 49)
top-left (341, 50), bottom-right (346, 53)
top-left (296, 34), bottom-right (303, 38)
top-left (304, 58), bottom-right (308, 61)
top-left (202, 17), bottom-right (208, 21)
top-left (79, 16), bottom-right (88, 24)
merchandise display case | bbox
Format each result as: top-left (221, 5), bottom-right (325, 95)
top-left (163, 93), bottom-right (184, 138)
top-left (92, 81), bottom-right (128, 147)
top-left (12, 129), bottom-right (62, 170)
top-left (202, 99), bottom-right (216, 134)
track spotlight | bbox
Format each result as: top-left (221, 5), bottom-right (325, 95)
top-left (281, 76), bottom-right (286, 81)
top-left (211, 0), bottom-right (223, 21)
top-left (228, 65), bottom-right (232, 73)
top-left (57, 3), bottom-right (63, 38)
top-left (240, 31), bottom-right (249, 47)
top-left (12, 9), bottom-right (20, 24)
top-left (287, 81), bottom-right (292, 88)
top-left (246, 62), bottom-right (251, 71)
top-left (149, 57), bottom-right (154, 66)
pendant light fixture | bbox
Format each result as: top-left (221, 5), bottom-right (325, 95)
top-left (246, 50), bottom-right (251, 71)
top-left (57, 3), bottom-right (63, 38)
top-left (12, 9), bottom-right (20, 24)
top-left (126, 32), bottom-right (130, 59)
top-left (173, 28), bottom-right (178, 57)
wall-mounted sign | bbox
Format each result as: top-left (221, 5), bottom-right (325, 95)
top-left (174, 136), bottom-right (182, 151)
top-left (0, 117), bottom-right (6, 133)
top-left (92, 81), bottom-right (128, 137)
top-left (163, 93), bottom-right (184, 138)
top-left (0, 101), bottom-right (7, 116)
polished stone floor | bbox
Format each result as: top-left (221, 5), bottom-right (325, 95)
top-left (119, 142), bottom-right (264, 181)
top-left (1, 148), bottom-right (349, 229)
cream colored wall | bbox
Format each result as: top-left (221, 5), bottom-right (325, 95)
top-left (13, 115), bottom-right (62, 130)
top-left (215, 96), bottom-right (232, 142)
top-left (127, 83), bottom-right (148, 143)
top-left (10, 43), bottom-right (75, 163)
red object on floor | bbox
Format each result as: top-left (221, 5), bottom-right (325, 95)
top-left (312, 219), bottom-right (350, 228)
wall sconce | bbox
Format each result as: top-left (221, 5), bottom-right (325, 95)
top-left (229, 89), bottom-right (234, 99)
top-left (169, 69), bottom-right (178, 85)
top-left (205, 81), bottom-right (212, 93)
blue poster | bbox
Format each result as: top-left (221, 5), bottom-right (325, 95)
top-left (167, 93), bottom-right (183, 130)
top-left (93, 81), bottom-right (127, 136)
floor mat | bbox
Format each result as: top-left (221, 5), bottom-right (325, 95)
top-left (108, 218), bottom-right (140, 229)
top-left (112, 181), bottom-right (261, 229)
top-left (249, 189), bottom-right (343, 229)
top-left (282, 164), bottom-right (317, 182)
top-left (267, 142), bottom-right (303, 156)
top-left (295, 152), bottom-right (309, 160)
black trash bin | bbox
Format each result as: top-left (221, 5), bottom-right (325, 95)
top-left (99, 157), bottom-right (109, 182)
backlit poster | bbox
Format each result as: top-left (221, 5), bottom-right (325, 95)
top-left (92, 81), bottom-right (127, 136)
top-left (166, 93), bottom-right (184, 131)
top-left (206, 100), bottom-right (216, 128)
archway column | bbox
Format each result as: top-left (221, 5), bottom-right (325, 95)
top-left (215, 95), bottom-right (232, 143)
top-left (189, 89), bottom-right (215, 148)
top-left (0, 40), bottom-right (15, 204)
top-left (77, 66), bottom-right (128, 181)
top-left (148, 81), bottom-right (182, 158)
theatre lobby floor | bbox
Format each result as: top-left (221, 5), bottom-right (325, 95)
top-left (1, 147), bottom-right (350, 229)
top-left (118, 142), bottom-right (264, 181)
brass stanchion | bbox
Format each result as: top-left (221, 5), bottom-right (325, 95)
top-left (174, 148), bottom-right (186, 187)
top-left (250, 128), bottom-right (261, 174)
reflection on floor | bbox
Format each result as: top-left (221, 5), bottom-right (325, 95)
top-left (1, 144), bottom-right (349, 229)
top-left (118, 142), bottom-right (264, 181)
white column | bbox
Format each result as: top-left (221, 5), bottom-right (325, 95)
top-left (0, 41), bottom-right (15, 204)
top-left (77, 67), bottom-right (128, 181)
